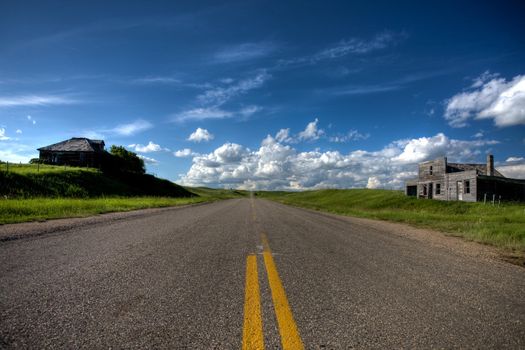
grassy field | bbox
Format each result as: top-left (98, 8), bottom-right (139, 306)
top-left (0, 164), bottom-right (192, 198)
top-left (0, 163), bottom-right (246, 224)
top-left (257, 189), bottom-right (525, 251)
top-left (0, 197), bottom-right (211, 224)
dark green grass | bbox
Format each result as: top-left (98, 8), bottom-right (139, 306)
top-left (186, 186), bottom-right (249, 199)
top-left (0, 167), bottom-right (192, 198)
top-left (0, 197), bottom-right (209, 224)
top-left (257, 189), bottom-right (525, 251)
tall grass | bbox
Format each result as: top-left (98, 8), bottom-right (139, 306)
top-left (258, 189), bottom-right (525, 250)
top-left (0, 197), bottom-right (210, 224)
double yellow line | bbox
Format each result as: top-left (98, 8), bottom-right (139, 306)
top-left (242, 234), bottom-right (304, 350)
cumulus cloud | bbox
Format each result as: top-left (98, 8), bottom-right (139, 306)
top-left (391, 133), bottom-right (498, 164)
top-left (128, 141), bottom-right (168, 153)
top-left (188, 128), bottom-right (214, 142)
top-left (15, 129), bottom-right (22, 134)
top-left (137, 154), bottom-right (159, 165)
top-left (298, 118), bottom-right (324, 141)
top-left (0, 128), bottom-right (10, 141)
top-left (497, 164), bottom-right (525, 179)
top-left (178, 132), bottom-right (498, 190)
top-left (174, 148), bottom-right (195, 158)
top-left (445, 73), bottom-right (525, 127)
top-left (329, 129), bottom-right (369, 143)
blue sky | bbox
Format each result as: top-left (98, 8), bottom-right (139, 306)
top-left (1, 0), bottom-right (524, 189)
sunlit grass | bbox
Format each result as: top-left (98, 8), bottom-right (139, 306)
top-left (0, 197), bottom-right (210, 224)
top-left (257, 189), bottom-right (525, 250)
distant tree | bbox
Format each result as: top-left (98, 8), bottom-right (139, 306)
top-left (101, 146), bottom-right (145, 175)
top-left (29, 158), bottom-right (44, 164)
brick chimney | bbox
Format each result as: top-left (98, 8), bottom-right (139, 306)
top-left (487, 154), bottom-right (494, 176)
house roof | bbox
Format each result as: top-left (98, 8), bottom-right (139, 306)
top-left (38, 138), bottom-right (105, 152)
top-left (447, 163), bottom-right (504, 177)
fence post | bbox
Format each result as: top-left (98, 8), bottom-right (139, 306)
top-left (492, 194), bottom-right (495, 206)
top-left (483, 193), bottom-right (487, 204)
top-left (6, 161), bottom-right (8, 172)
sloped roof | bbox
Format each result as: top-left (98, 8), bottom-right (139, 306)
top-left (38, 138), bottom-right (105, 152)
top-left (447, 163), bottom-right (504, 177)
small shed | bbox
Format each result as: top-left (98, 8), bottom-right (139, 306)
top-left (38, 137), bottom-right (105, 168)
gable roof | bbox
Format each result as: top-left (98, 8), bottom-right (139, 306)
top-left (38, 138), bottom-right (105, 152)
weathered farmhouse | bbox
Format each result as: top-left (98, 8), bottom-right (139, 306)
top-left (38, 137), bottom-right (105, 168)
top-left (406, 155), bottom-right (525, 202)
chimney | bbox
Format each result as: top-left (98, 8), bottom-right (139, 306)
top-left (487, 154), bottom-right (494, 176)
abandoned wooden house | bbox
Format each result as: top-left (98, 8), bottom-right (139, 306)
top-left (405, 155), bottom-right (525, 202)
top-left (38, 137), bottom-right (105, 168)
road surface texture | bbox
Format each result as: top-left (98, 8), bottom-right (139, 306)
top-left (1, 198), bottom-right (524, 349)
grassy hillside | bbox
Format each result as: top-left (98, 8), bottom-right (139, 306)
top-left (257, 189), bottom-right (525, 251)
top-left (0, 164), bottom-right (192, 198)
top-left (0, 163), bottom-right (207, 224)
top-left (186, 186), bottom-right (249, 199)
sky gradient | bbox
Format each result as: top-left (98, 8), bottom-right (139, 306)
top-left (1, 0), bottom-right (524, 189)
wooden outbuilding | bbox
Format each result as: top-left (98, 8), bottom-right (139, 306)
top-left (38, 137), bottom-right (105, 168)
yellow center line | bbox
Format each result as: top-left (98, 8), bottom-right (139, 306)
top-left (262, 234), bottom-right (304, 350)
top-left (242, 255), bottom-right (264, 350)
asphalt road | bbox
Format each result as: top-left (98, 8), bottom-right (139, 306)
top-left (1, 198), bottom-right (524, 349)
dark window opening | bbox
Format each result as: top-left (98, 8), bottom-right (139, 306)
top-left (465, 180), bottom-right (470, 194)
top-left (436, 183), bottom-right (441, 194)
top-left (429, 166), bottom-right (433, 175)
top-left (422, 185), bottom-right (427, 196)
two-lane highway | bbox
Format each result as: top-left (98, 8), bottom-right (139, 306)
top-left (1, 198), bottom-right (524, 348)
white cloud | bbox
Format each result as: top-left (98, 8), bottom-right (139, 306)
top-left (27, 115), bottom-right (37, 125)
top-left (366, 176), bottom-right (382, 189)
top-left (391, 133), bottom-right (498, 164)
top-left (128, 141), bottom-right (168, 153)
top-left (0, 128), bottom-right (10, 140)
top-left (329, 129), bottom-right (369, 143)
top-left (173, 107), bottom-right (233, 123)
top-left (0, 142), bottom-right (37, 163)
top-left (298, 118), bottom-right (324, 141)
top-left (279, 31), bottom-right (407, 67)
top-left (15, 129), bottom-right (22, 134)
top-left (497, 157), bottom-right (525, 179)
top-left (0, 95), bottom-right (78, 107)
top-left (132, 76), bottom-right (181, 84)
top-left (111, 119), bottom-right (153, 136)
top-left (275, 128), bottom-right (293, 143)
top-left (473, 132), bottom-right (484, 138)
top-left (178, 132), bottom-right (497, 190)
top-left (213, 42), bottom-right (275, 63)
top-left (188, 128), bottom-right (214, 142)
top-left (137, 154), bottom-right (159, 165)
top-left (197, 71), bottom-right (270, 106)
top-left (174, 148), bottom-right (195, 158)
top-left (445, 73), bottom-right (525, 127)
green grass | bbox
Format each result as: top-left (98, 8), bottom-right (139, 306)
top-left (0, 164), bottom-right (248, 224)
top-left (257, 189), bottom-right (525, 251)
top-left (0, 197), bottom-right (210, 224)
top-left (0, 162), bottom-right (98, 174)
top-left (186, 186), bottom-right (249, 199)
top-left (0, 166), bottom-right (192, 198)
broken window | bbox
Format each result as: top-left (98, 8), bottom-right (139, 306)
top-left (429, 166), bottom-right (433, 175)
top-left (464, 180), bottom-right (470, 194)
